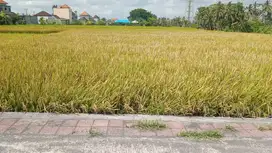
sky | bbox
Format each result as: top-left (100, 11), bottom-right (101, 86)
top-left (6, 0), bottom-right (267, 19)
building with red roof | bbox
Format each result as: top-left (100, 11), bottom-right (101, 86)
top-left (53, 4), bottom-right (77, 23)
top-left (80, 11), bottom-right (91, 20)
top-left (0, 0), bottom-right (11, 13)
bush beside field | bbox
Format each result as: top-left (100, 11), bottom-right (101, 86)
top-left (0, 26), bottom-right (272, 117)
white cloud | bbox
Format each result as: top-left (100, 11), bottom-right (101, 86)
top-left (6, 0), bottom-right (267, 19)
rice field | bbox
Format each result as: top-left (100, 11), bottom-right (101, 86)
top-left (0, 25), bottom-right (272, 117)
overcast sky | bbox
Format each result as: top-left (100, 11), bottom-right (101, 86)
top-left (6, 0), bottom-right (266, 19)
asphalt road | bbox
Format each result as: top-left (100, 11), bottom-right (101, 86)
top-left (0, 135), bottom-right (271, 153)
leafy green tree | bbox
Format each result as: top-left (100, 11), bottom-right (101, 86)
top-left (97, 19), bottom-right (106, 25)
top-left (11, 13), bottom-right (20, 24)
top-left (0, 11), bottom-right (11, 25)
top-left (128, 8), bottom-right (157, 23)
top-left (262, 0), bottom-right (272, 24)
top-left (101, 18), bottom-right (107, 22)
top-left (39, 17), bottom-right (46, 25)
top-left (195, 2), bottom-right (252, 32)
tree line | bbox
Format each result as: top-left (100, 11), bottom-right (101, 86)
top-left (1, 1), bottom-right (271, 34)
top-left (0, 11), bottom-right (23, 25)
top-left (195, 1), bottom-right (272, 33)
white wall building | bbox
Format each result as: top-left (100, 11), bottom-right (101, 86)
top-left (34, 11), bottom-right (54, 24)
top-left (53, 4), bottom-right (73, 23)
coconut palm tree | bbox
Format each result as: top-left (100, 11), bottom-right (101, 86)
top-left (262, 0), bottom-right (272, 24)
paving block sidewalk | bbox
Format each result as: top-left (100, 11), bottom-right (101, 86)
top-left (0, 112), bottom-right (271, 138)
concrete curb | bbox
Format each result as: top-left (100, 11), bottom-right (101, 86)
top-left (0, 112), bottom-right (271, 124)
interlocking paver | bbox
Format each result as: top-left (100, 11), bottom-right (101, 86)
top-left (30, 119), bottom-right (48, 126)
top-left (5, 124), bottom-right (28, 134)
top-left (124, 121), bottom-right (135, 128)
top-left (141, 131), bottom-right (156, 137)
top-left (23, 125), bottom-right (43, 135)
top-left (157, 129), bottom-right (173, 137)
top-left (247, 130), bottom-right (266, 138)
top-left (57, 127), bottom-right (75, 135)
top-left (93, 120), bottom-right (109, 127)
top-left (124, 128), bottom-right (140, 137)
top-left (73, 126), bottom-right (91, 135)
top-left (262, 131), bottom-right (272, 138)
top-left (184, 122), bottom-right (200, 130)
top-left (240, 123), bottom-right (257, 130)
top-left (91, 127), bottom-right (107, 135)
top-left (166, 121), bottom-right (184, 129)
top-left (107, 128), bottom-right (123, 137)
top-left (77, 120), bottom-right (93, 127)
top-left (185, 128), bottom-right (201, 132)
top-left (0, 112), bottom-right (270, 139)
top-left (62, 120), bottom-right (78, 127)
top-left (39, 126), bottom-right (59, 135)
top-left (171, 129), bottom-right (183, 136)
top-left (0, 119), bottom-right (18, 126)
top-left (213, 123), bottom-right (226, 129)
top-left (0, 125), bottom-right (10, 133)
top-left (46, 120), bottom-right (63, 127)
top-left (223, 131), bottom-right (237, 137)
top-left (235, 129), bottom-right (251, 137)
top-left (13, 119), bottom-right (32, 126)
top-left (109, 120), bottom-right (123, 127)
top-left (229, 123), bottom-right (243, 129)
top-left (199, 123), bottom-right (215, 130)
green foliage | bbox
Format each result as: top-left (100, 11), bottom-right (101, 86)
top-left (128, 8), bottom-right (157, 25)
top-left (0, 11), bottom-right (11, 25)
top-left (195, 1), bottom-right (272, 33)
top-left (89, 129), bottom-right (103, 137)
top-left (258, 125), bottom-right (272, 131)
top-left (0, 12), bottom-right (21, 25)
top-left (133, 120), bottom-right (167, 131)
top-left (225, 125), bottom-right (237, 132)
top-left (71, 20), bottom-right (84, 25)
top-left (86, 20), bottom-right (93, 25)
top-left (178, 131), bottom-right (223, 139)
top-left (96, 19), bottom-right (106, 25)
top-left (39, 17), bottom-right (47, 25)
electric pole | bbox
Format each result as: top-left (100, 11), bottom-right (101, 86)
top-left (187, 0), bottom-right (193, 22)
top-left (24, 9), bottom-right (28, 15)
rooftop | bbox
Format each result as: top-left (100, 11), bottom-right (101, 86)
top-left (93, 15), bottom-right (99, 19)
top-left (34, 11), bottom-right (51, 17)
top-left (115, 19), bottom-right (130, 23)
top-left (60, 4), bottom-right (70, 9)
top-left (0, 0), bottom-right (8, 4)
top-left (80, 11), bottom-right (90, 16)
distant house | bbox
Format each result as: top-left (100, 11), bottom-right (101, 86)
top-left (115, 19), bottom-right (130, 24)
top-left (111, 18), bottom-right (118, 21)
top-left (80, 11), bottom-right (91, 20)
top-left (79, 17), bottom-right (88, 23)
top-left (132, 20), bottom-right (139, 24)
top-left (72, 11), bottom-right (78, 20)
top-left (53, 4), bottom-right (77, 24)
top-left (21, 15), bottom-right (38, 24)
top-left (34, 11), bottom-right (58, 24)
top-left (0, 0), bottom-right (16, 16)
top-left (0, 0), bottom-right (10, 12)
top-left (93, 15), bottom-right (99, 22)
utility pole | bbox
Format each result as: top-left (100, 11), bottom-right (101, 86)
top-left (187, 0), bottom-right (193, 22)
top-left (24, 9), bottom-right (28, 15)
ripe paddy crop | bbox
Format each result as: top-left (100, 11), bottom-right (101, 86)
top-left (0, 26), bottom-right (271, 117)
